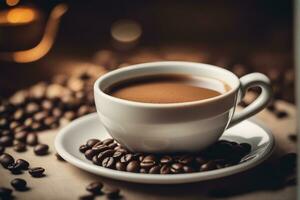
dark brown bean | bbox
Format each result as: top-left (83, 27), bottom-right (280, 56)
top-left (183, 166), bottom-right (195, 173)
top-left (11, 178), bottom-right (27, 191)
top-left (14, 109), bottom-right (25, 121)
top-left (15, 159), bottom-right (29, 170)
top-left (29, 167), bottom-right (45, 177)
top-left (79, 144), bottom-right (90, 153)
top-left (26, 103), bottom-right (39, 114)
top-left (92, 141), bottom-right (103, 147)
top-left (102, 138), bottom-right (114, 145)
top-left (34, 144), bottom-right (49, 156)
top-left (160, 164), bottom-right (171, 174)
top-left (177, 155), bottom-right (194, 164)
top-left (91, 145), bottom-right (110, 154)
top-left (8, 163), bottom-right (23, 174)
top-left (126, 161), bottom-right (140, 172)
top-left (0, 136), bottom-right (13, 147)
top-left (13, 142), bottom-right (27, 152)
top-left (92, 155), bottom-right (100, 165)
top-left (33, 111), bottom-right (48, 122)
top-left (0, 187), bottom-right (12, 199)
top-left (112, 151), bottom-right (124, 159)
top-left (149, 165), bottom-right (160, 174)
top-left (115, 162), bottom-right (126, 171)
top-left (102, 157), bottom-right (115, 168)
top-left (97, 150), bottom-right (114, 162)
top-left (24, 118), bottom-right (33, 127)
top-left (86, 182), bottom-right (103, 194)
top-left (140, 155), bottom-right (156, 169)
top-left (85, 149), bottom-right (96, 160)
top-left (41, 100), bottom-right (53, 110)
top-left (200, 161), bottom-right (217, 171)
top-left (15, 131), bottom-right (27, 142)
top-left (171, 163), bottom-right (184, 173)
top-left (120, 154), bottom-right (133, 163)
top-left (86, 139), bottom-right (100, 148)
top-left (26, 133), bottom-right (38, 146)
top-left (160, 155), bottom-right (173, 164)
top-left (0, 153), bottom-right (14, 168)
top-left (108, 143), bottom-right (118, 149)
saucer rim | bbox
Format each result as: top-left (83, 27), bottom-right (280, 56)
top-left (54, 113), bottom-right (275, 184)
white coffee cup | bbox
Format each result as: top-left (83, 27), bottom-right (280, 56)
top-left (94, 61), bottom-right (272, 153)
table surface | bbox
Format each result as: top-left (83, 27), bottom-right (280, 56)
top-left (0, 99), bottom-right (297, 200)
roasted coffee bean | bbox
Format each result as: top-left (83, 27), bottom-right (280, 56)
top-left (102, 157), bottom-right (115, 168)
top-left (7, 163), bottom-right (22, 174)
top-left (85, 149), bottom-right (96, 160)
top-left (171, 163), bottom-right (184, 173)
top-left (26, 133), bottom-right (38, 146)
top-left (10, 121), bottom-right (20, 130)
top-left (26, 103), bottom-right (39, 114)
top-left (140, 155), bottom-right (156, 169)
top-left (14, 109), bottom-right (25, 121)
top-left (0, 118), bottom-right (9, 129)
top-left (34, 144), bottom-right (49, 156)
top-left (92, 155), bottom-right (100, 165)
top-left (0, 187), bottom-right (12, 199)
top-left (78, 105), bottom-right (90, 116)
top-left (52, 108), bottom-right (62, 118)
top-left (178, 155), bottom-right (194, 164)
top-left (276, 110), bottom-right (288, 118)
top-left (108, 143), bottom-right (118, 149)
top-left (15, 131), bottom-right (27, 142)
top-left (97, 150), bottom-right (114, 162)
top-left (1, 130), bottom-right (12, 137)
top-left (79, 145), bottom-right (90, 153)
top-left (160, 155), bottom-right (173, 164)
top-left (183, 166), bottom-right (195, 173)
top-left (13, 142), bottom-right (27, 152)
top-left (15, 159), bottom-right (29, 170)
top-left (0, 153), bottom-right (14, 168)
top-left (149, 165), bottom-right (160, 174)
top-left (44, 117), bottom-right (57, 127)
top-left (120, 154), bottom-right (133, 163)
top-left (28, 167), bottom-right (45, 177)
top-left (55, 153), bottom-right (65, 161)
top-left (24, 118), bottom-right (33, 127)
top-left (11, 178), bottom-right (27, 191)
top-left (200, 161), bottom-right (217, 171)
top-left (41, 100), bottom-right (53, 110)
top-left (0, 145), bottom-right (4, 155)
top-left (14, 125), bottom-right (27, 133)
top-left (103, 187), bottom-right (120, 199)
top-left (102, 138), bottom-right (114, 145)
top-left (86, 139), bottom-right (100, 148)
top-left (86, 182), bottom-right (103, 194)
top-left (115, 162), bottom-right (126, 171)
top-left (114, 147), bottom-right (128, 154)
top-left (92, 145), bottom-right (110, 154)
top-left (126, 160), bottom-right (140, 172)
top-left (31, 122), bottom-right (42, 131)
top-left (63, 111), bottom-right (76, 121)
top-left (92, 141), bottom-right (103, 147)
top-left (0, 136), bottom-right (13, 147)
top-left (112, 151), bottom-right (124, 159)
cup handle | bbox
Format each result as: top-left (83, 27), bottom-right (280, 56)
top-left (227, 73), bottom-right (273, 128)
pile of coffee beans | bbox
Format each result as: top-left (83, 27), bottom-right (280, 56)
top-left (79, 138), bottom-right (252, 174)
top-left (79, 181), bottom-right (121, 199)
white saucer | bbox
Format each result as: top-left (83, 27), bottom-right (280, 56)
top-left (55, 113), bottom-right (275, 184)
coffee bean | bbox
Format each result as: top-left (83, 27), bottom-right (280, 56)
top-left (44, 117), bottom-right (57, 128)
top-left (92, 155), bottom-right (100, 165)
top-left (14, 125), bottom-right (27, 133)
top-left (0, 118), bottom-right (9, 129)
top-left (52, 108), bottom-right (62, 118)
top-left (102, 138), bottom-right (114, 145)
top-left (108, 143), bottom-right (118, 149)
top-left (55, 153), bottom-right (65, 161)
top-left (31, 122), bottom-right (42, 131)
top-left (8, 163), bottom-right (22, 174)
top-left (28, 167), bottom-right (45, 177)
top-left (24, 118), bottom-right (33, 127)
top-left (126, 161), bottom-right (140, 172)
top-left (11, 178), bottom-right (27, 191)
top-left (171, 163), bottom-right (184, 173)
top-left (26, 133), bottom-right (38, 146)
top-left (141, 155), bottom-right (156, 169)
top-left (97, 150), bottom-right (114, 162)
top-left (183, 166), bottom-right (195, 173)
top-left (112, 151), bottom-right (124, 159)
top-left (103, 187), bottom-right (120, 199)
top-left (178, 155), bottom-right (194, 164)
top-left (63, 111), bottom-right (76, 121)
top-left (0, 136), bottom-right (13, 147)
top-left (0, 187), bottom-right (12, 199)
top-left (86, 182), bottom-right (103, 194)
top-left (79, 145), bottom-right (90, 153)
top-left (79, 194), bottom-right (95, 200)
top-left (115, 162), bottom-right (126, 171)
top-left (13, 142), bottom-right (27, 152)
top-left (0, 145), bottom-right (4, 155)
top-left (85, 149), bottom-right (96, 160)
top-left (0, 153), bottom-right (14, 168)
top-left (14, 109), bottom-right (25, 121)
top-left (42, 100), bottom-right (54, 110)
top-left (26, 102), bottom-right (39, 114)
top-left (102, 157), bottom-right (115, 168)
top-left (149, 165), bottom-right (160, 174)
top-left (200, 161), bottom-right (217, 171)
top-left (15, 159), bottom-right (29, 170)
top-left (140, 168), bottom-right (148, 173)
top-left (34, 144), bottom-right (49, 156)
top-left (92, 145), bottom-right (110, 154)
top-left (86, 139), bottom-right (100, 148)
top-left (1, 130), bottom-right (12, 137)
top-left (160, 164), bottom-right (171, 174)
top-left (78, 105), bottom-right (90, 116)
top-left (15, 131), bottom-right (27, 142)
top-left (120, 154), bottom-right (133, 163)
top-left (160, 155), bottom-right (173, 164)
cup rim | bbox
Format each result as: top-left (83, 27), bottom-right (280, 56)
top-left (94, 61), bottom-right (240, 108)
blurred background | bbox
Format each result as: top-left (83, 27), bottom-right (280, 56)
top-left (0, 0), bottom-right (293, 102)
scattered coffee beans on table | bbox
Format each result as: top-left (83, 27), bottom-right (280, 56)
top-left (10, 178), bottom-right (28, 191)
top-left (0, 187), bottom-right (13, 199)
top-left (79, 138), bottom-right (252, 174)
top-left (28, 167), bottom-right (45, 178)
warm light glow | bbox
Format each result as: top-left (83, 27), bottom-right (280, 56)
top-left (111, 19), bottom-right (142, 43)
top-left (6, 0), bottom-right (20, 6)
top-left (7, 8), bottom-right (35, 24)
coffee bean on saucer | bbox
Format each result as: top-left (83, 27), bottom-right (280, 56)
top-left (0, 187), bottom-right (13, 199)
top-left (103, 187), bottom-right (120, 199)
top-left (97, 150), bottom-right (114, 162)
top-left (200, 161), bottom-right (217, 171)
top-left (85, 149), bottom-right (96, 160)
top-left (7, 163), bottom-right (22, 174)
top-left (0, 153), bottom-right (14, 168)
top-left (86, 139), bottom-right (100, 148)
top-left (115, 162), bottom-right (126, 171)
top-left (120, 154), bottom-right (133, 163)
top-left (108, 143), bottom-right (118, 149)
top-left (11, 178), bottom-right (27, 191)
top-left (26, 133), bottom-right (38, 146)
top-left (140, 155), bottom-right (156, 169)
top-left (28, 167), bottom-right (45, 177)
top-left (139, 168), bottom-right (148, 173)
top-left (15, 131), bottom-right (28, 142)
top-left (0, 136), bottom-right (13, 147)
top-left (183, 166), bottom-right (195, 173)
top-left (92, 155), bottom-right (100, 165)
top-left (171, 163), bottom-right (183, 173)
top-left (126, 161), bottom-right (140, 172)
top-left (34, 144), bottom-right (49, 156)
top-left (13, 142), bottom-right (27, 152)
top-left (13, 109), bottom-right (25, 121)
top-left (102, 157), bottom-right (115, 168)
top-left (160, 155), bottom-right (173, 164)
top-left (92, 145), bottom-right (110, 154)
top-left (178, 155), bottom-right (194, 164)
top-left (79, 145), bottom-right (90, 153)
top-left (86, 182), bottom-right (103, 194)
top-left (149, 165), bottom-right (160, 174)
top-left (26, 103), bottom-right (39, 114)
top-left (102, 138), bottom-right (114, 145)
top-left (15, 159), bottom-right (29, 170)
top-left (0, 145), bottom-right (4, 155)
top-left (55, 153), bottom-right (65, 161)
top-left (160, 164), bottom-right (171, 174)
